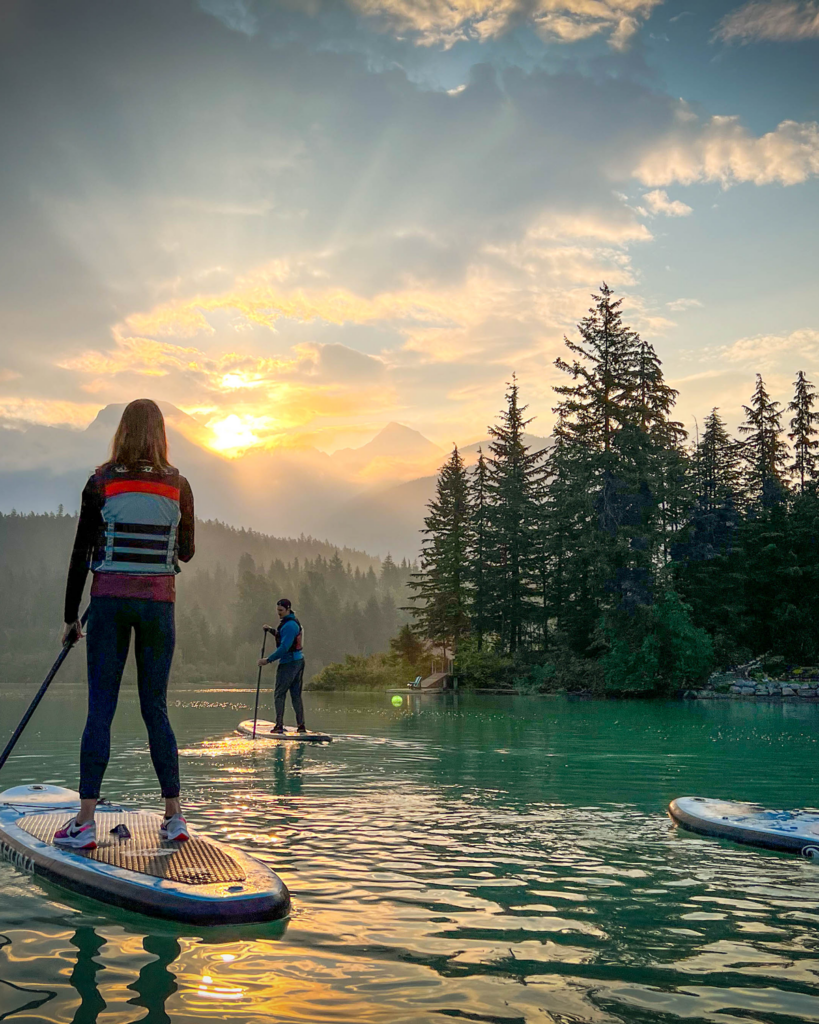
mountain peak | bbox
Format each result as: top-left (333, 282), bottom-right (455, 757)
top-left (374, 421), bottom-right (440, 446)
top-left (86, 401), bottom-right (191, 431)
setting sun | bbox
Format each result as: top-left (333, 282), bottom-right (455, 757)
top-left (207, 414), bottom-right (266, 455)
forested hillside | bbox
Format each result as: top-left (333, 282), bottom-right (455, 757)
top-left (0, 513), bottom-right (414, 688)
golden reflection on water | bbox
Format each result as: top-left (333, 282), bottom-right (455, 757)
top-left (4, 694), bottom-right (819, 1022)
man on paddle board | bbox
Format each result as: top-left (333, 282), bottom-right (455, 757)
top-left (258, 599), bottom-right (306, 733)
top-left (55, 399), bottom-right (194, 850)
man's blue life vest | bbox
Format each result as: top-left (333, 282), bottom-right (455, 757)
top-left (91, 464), bottom-right (181, 576)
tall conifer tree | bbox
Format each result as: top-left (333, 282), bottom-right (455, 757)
top-left (788, 370), bottom-right (819, 492)
top-left (694, 409), bottom-right (742, 511)
top-left (409, 445), bottom-right (471, 651)
top-left (738, 374), bottom-right (789, 504)
top-left (485, 379), bottom-right (543, 654)
top-left (553, 283), bottom-right (639, 452)
top-left (468, 448), bottom-right (493, 649)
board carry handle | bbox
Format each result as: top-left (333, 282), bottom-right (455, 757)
top-left (0, 607), bottom-right (90, 773)
top-left (252, 628), bottom-right (268, 740)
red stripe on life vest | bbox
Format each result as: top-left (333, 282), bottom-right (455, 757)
top-left (104, 480), bottom-right (180, 501)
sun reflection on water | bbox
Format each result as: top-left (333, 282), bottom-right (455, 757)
top-left (3, 694), bottom-right (819, 1022)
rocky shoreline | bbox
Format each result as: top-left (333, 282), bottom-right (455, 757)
top-left (684, 680), bottom-right (819, 701)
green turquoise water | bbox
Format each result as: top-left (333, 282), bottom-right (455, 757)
top-left (2, 683), bottom-right (819, 1023)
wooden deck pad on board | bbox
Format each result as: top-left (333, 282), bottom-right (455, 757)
top-left (18, 812), bottom-right (245, 885)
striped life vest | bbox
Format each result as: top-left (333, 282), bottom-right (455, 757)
top-left (91, 465), bottom-right (182, 576)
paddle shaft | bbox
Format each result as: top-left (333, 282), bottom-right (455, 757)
top-left (252, 629), bottom-right (268, 739)
top-left (0, 608), bottom-right (89, 773)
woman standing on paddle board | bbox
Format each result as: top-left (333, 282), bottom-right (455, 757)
top-left (55, 399), bottom-right (195, 850)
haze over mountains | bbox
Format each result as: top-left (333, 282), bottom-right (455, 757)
top-left (0, 404), bottom-right (551, 557)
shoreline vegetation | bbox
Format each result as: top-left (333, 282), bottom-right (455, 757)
top-left (319, 285), bottom-right (819, 698)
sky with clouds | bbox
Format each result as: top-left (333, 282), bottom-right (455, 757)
top-left (1, 0), bottom-right (817, 456)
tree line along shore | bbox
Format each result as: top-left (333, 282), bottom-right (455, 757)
top-left (316, 284), bottom-right (819, 697)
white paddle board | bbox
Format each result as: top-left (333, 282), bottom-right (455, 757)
top-left (0, 784), bottom-right (290, 923)
top-left (237, 720), bottom-right (332, 742)
top-left (669, 796), bottom-right (819, 857)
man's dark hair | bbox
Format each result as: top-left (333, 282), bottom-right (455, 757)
top-left (277, 598), bottom-right (292, 610)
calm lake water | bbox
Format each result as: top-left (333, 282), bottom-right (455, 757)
top-left (1, 681), bottom-right (819, 1024)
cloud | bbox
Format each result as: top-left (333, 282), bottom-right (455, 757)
top-left (0, 397), bottom-right (101, 428)
top-left (721, 327), bottom-right (819, 371)
top-left (50, 222), bottom-right (651, 453)
top-left (219, 0), bottom-right (669, 49)
top-left (636, 114), bottom-right (819, 187)
top-left (642, 189), bottom-right (693, 216)
top-left (666, 297), bottom-right (702, 311)
top-left (3, 1), bottom-right (815, 461)
top-left (716, 0), bottom-right (819, 42)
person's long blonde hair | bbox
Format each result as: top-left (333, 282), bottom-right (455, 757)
top-left (102, 399), bottom-right (171, 472)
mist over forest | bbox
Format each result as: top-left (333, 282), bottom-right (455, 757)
top-left (0, 512), bottom-right (414, 689)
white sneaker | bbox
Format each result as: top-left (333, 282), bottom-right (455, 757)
top-left (53, 818), bottom-right (97, 850)
top-left (160, 813), bottom-right (189, 842)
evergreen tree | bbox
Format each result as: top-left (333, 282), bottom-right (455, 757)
top-left (553, 283), bottom-right (639, 452)
top-left (380, 552), bottom-right (400, 589)
top-left (539, 432), bottom-right (597, 651)
top-left (468, 448), bottom-right (493, 648)
top-left (409, 445), bottom-right (472, 651)
top-left (632, 339), bottom-right (685, 445)
top-left (788, 370), bottom-right (819, 492)
top-left (328, 550), bottom-right (346, 586)
top-left (484, 380), bottom-right (543, 653)
top-left (390, 623), bottom-right (425, 665)
top-left (548, 285), bottom-right (691, 670)
top-left (694, 408), bottom-right (742, 511)
top-left (738, 374), bottom-right (789, 505)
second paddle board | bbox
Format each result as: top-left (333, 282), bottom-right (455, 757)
top-left (669, 796), bottom-right (819, 856)
top-left (237, 720), bottom-right (332, 743)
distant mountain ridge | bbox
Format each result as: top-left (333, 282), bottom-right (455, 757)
top-left (316, 433), bottom-right (553, 556)
top-left (0, 404), bottom-right (552, 558)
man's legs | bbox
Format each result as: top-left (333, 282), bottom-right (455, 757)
top-left (274, 660), bottom-right (305, 729)
top-left (273, 664), bottom-right (290, 728)
top-left (289, 661), bottom-right (306, 730)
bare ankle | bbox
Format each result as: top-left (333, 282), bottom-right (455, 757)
top-left (164, 798), bottom-right (181, 819)
top-left (77, 798), bottom-right (97, 825)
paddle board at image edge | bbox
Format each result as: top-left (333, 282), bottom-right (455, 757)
top-left (669, 796), bottom-right (819, 857)
top-left (237, 719), bottom-right (332, 742)
top-left (0, 784), bottom-right (290, 924)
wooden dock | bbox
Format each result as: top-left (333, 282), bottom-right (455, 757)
top-left (386, 671), bottom-right (453, 694)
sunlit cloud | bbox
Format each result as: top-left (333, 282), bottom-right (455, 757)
top-left (642, 189), bottom-right (693, 217)
top-left (722, 327), bottom-right (819, 372)
top-left (346, 0), bottom-right (664, 48)
top-left (636, 114), bottom-right (819, 187)
top-left (0, 397), bottom-right (101, 428)
top-left (716, 0), bottom-right (819, 42)
top-left (667, 297), bottom-right (703, 312)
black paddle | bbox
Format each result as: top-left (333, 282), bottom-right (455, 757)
top-left (251, 628), bottom-right (269, 740)
top-left (0, 609), bottom-right (89, 773)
